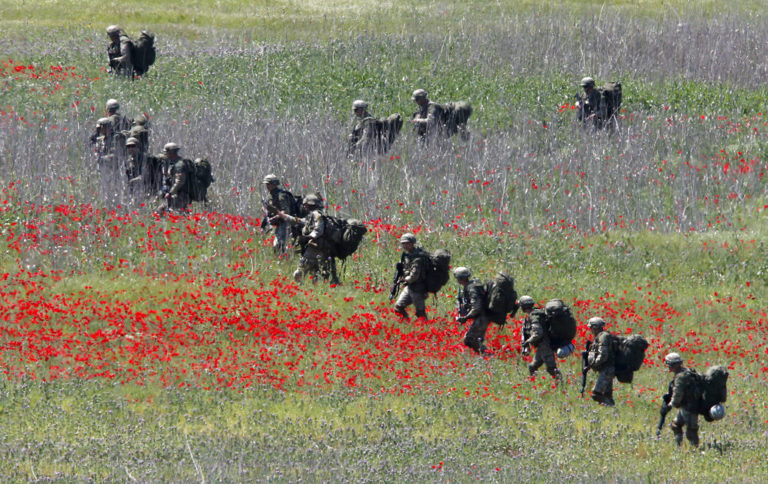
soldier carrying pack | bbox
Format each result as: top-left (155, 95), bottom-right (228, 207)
top-left (613, 333), bottom-right (649, 383)
top-left (484, 273), bottom-right (518, 325)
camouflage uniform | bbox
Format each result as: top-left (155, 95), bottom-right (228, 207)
top-left (290, 210), bottom-right (337, 283)
top-left (413, 101), bottom-right (445, 139)
top-left (587, 330), bottom-right (616, 405)
top-left (459, 280), bottom-right (490, 353)
top-left (166, 159), bottom-right (191, 211)
top-left (394, 247), bottom-right (429, 319)
top-left (349, 114), bottom-right (380, 156)
top-left (523, 309), bottom-right (561, 379)
top-left (107, 27), bottom-right (133, 76)
top-left (266, 187), bottom-right (295, 255)
top-left (576, 81), bottom-right (605, 129)
top-left (669, 368), bottom-right (701, 447)
top-left (94, 121), bottom-right (127, 203)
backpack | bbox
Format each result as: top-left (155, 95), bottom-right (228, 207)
top-left (440, 101), bottom-right (473, 137)
top-left (378, 113), bottom-right (403, 151)
top-left (613, 334), bottom-right (649, 383)
top-left (184, 158), bottom-right (214, 202)
top-left (322, 215), bottom-right (367, 260)
top-left (598, 82), bottom-right (622, 120)
top-left (130, 31), bottom-right (156, 76)
top-left (543, 299), bottom-right (577, 348)
top-left (424, 249), bottom-right (451, 294)
top-left (484, 273), bottom-right (519, 324)
top-left (698, 365), bottom-right (729, 421)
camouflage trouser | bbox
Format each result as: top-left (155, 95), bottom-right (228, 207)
top-left (671, 408), bottom-right (699, 446)
top-left (394, 286), bottom-right (427, 319)
top-left (294, 244), bottom-right (336, 283)
top-left (272, 222), bottom-right (289, 255)
top-left (591, 365), bottom-right (615, 404)
top-left (463, 313), bottom-right (491, 353)
top-left (529, 339), bottom-right (559, 376)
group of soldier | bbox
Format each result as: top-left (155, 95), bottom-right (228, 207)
top-left (90, 97), bottom-right (198, 212)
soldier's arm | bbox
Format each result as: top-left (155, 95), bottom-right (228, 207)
top-left (463, 285), bottom-right (484, 320)
top-left (670, 373), bottom-right (686, 408)
top-left (403, 256), bottom-right (426, 284)
top-left (168, 167), bottom-right (186, 196)
top-left (307, 212), bottom-right (324, 239)
top-left (523, 318), bottom-right (545, 347)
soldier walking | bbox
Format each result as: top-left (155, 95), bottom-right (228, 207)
top-left (411, 89), bottom-right (445, 141)
top-left (162, 143), bottom-right (191, 212)
top-left (262, 174), bottom-right (296, 256)
top-left (392, 233), bottom-right (429, 321)
top-left (454, 267), bottom-right (491, 354)
top-left (662, 352), bottom-right (701, 447)
top-left (586, 317), bottom-right (616, 406)
top-left (519, 296), bottom-right (562, 381)
top-left (106, 25), bottom-right (133, 77)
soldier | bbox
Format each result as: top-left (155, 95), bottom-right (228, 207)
top-left (262, 174), bottom-right (296, 255)
top-left (411, 89), bottom-right (445, 140)
top-left (125, 137), bottom-right (154, 201)
top-left (348, 100), bottom-right (380, 157)
top-left (454, 267), bottom-right (490, 354)
top-left (106, 99), bottom-right (132, 132)
top-left (162, 143), bottom-right (191, 212)
top-left (106, 25), bottom-right (133, 77)
top-left (575, 77), bottom-right (605, 129)
top-left (276, 194), bottom-right (338, 284)
top-left (662, 352), bottom-right (701, 447)
top-left (519, 296), bottom-right (562, 381)
top-left (393, 233), bottom-right (429, 321)
top-left (128, 114), bottom-right (150, 154)
top-left (586, 316), bottom-right (616, 406)
top-left (93, 117), bottom-right (126, 203)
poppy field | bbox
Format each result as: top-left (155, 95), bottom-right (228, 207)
top-left (2, 1), bottom-right (768, 482)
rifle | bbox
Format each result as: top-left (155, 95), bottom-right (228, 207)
top-left (656, 393), bottom-right (672, 437)
top-left (580, 340), bottom-right (592, 397)
top-left (456, 286), bottom-right (468, 322)
top-left (389, 261), bottom-right (404, 302)
top-left (261, 198), bottom-right (280, 231)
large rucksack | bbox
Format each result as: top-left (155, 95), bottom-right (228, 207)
top-left (543, 299), bottom-right (577, 347)
top-left (184, 158), bottom-right (214, 202)
top-left (378, 113), bottom-right (403, 151)
top-left (698, 365), bottom-right (729, 421)
top-left (322, 215), bottom-right (367, 260)
top-left (131, 31), bottom-right (156, 76)
top-left (613, 334), bottom-right (649, 383)
top-left (440, 101), bottom-right (473, 137)
top-left (424, 249), bottom-right (451, 294)
top-left (484, 273), bottom-right (519, 324)
top-left (598, 82), bottom-right (622, 121)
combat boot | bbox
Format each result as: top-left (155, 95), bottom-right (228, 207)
top-left (671, 423), bottom-right (684, 446)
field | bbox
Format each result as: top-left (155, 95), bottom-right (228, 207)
top-left (1, 1), bottom-right (768, 482)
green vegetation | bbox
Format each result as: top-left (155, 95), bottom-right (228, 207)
top-left (2, 0), bottom-right (768, 481)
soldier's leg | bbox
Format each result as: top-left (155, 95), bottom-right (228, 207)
top-left (683, 410), bottom-right (700, 447)
top-left (464, 315), bottom-right (491, 354)
top-left (670, 411), bottom-right (685, 446)
top-left (539, 341), bottom-right (560, 380)
top-left (412, 291), bottom-right (428, 320)
top-left (394, 287), bottom-right (413, 320)
top-left (591, 367), bottom-right (615, 405)
top-left (273, 223), bottom-right (288, 255)
top-left (528, 347), bottom-right (545, 375)
top-left (326, 256), bottom-right (340, 285)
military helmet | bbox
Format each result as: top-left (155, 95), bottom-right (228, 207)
top-left (452, 267), bottom-right (471, 279)
top-left (262, 174), bottom-right (280, 185)
top-left (352, 99), bottom-right (368, 110)
top-left (105, 99), bottom-right (120, 111)
top-left (411, 89), bottom-right (428, 100)
top-left (518, 295), bottom-right (535, 310)
top-left (580, 77), bottom-right (595, 88)
top-left (96, 117), bottom-right (112, 127)
top-left (399, 233), bottom-right (417, 244)
top-left (125, 137), bottom-right (140, 147)
top-left (664, 352), bottom-right (683, 366)
top-left (709, 404), bottom-right (725, 421)
top-left (587, 316), bottom-right (606, 328)
top-left (133, 114), bottom-right (148, 126)
top-left (163, 142), bottom-right (180, 153)
top-left (106, 25), bottom-right (121, 35)
top-left (303, 193), bottom-right (323, 208)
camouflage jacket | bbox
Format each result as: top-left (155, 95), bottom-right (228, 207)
top-left (457, 280), bottom-right (486, 320)
top-left (577, 89), bottom-right (604, 121)
top-left (350, 114), bottom-right (378, 147)
top-left (107, 34), bottom-right (133, 74)
top-left (671, 368), bottom-right (702, 411)
top-left (109, 113), bottom-right (132, 133)
top-left (266, 188), bottom-right (295, 225)
top-left (168, 159), bottom-right (190, 196)
top-left (413, 101), bottom-right (445, 137)
top-left (401, 247), bottom-right (429, 292)
top-left (523, 308), bottom-right (550, 348)
top-left (587, 330), bottom-right (615, 370)
top-left (126, 150), bottom-right (146, 180)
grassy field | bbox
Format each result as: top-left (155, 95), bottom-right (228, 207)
top-left (2, 1), bottom-right (768, 482)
